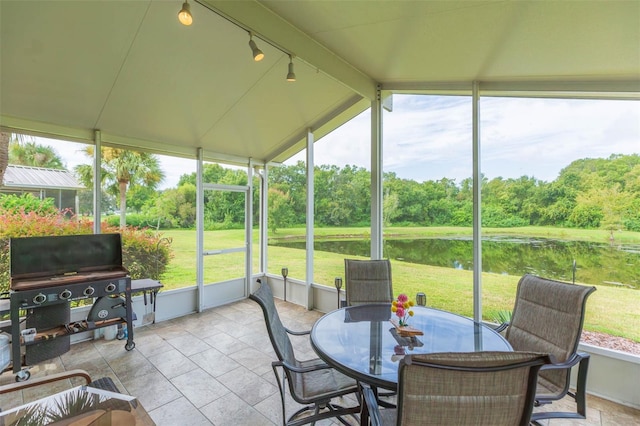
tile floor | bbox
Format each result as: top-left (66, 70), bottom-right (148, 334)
top-left (1, 298), bottom-right (639, 425)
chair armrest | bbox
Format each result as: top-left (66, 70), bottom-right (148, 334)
top-left (540, 352), bottom-right (587, 371)
top-left (0, 369), bottom-right (92, 395)
top-left (273, 360), bottom-right (334, 374)
top-left (493, 322), bottom-right (509, 333)
top-left (285, 327), bottom-right (310, 336)
top-left (361, 384), bottom-right (383, 426)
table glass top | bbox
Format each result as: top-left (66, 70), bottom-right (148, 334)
top-left (311, 304), bottom-right (512, 388)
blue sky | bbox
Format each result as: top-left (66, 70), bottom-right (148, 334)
top-left (298, 95), bottom-right (640, 184)
top-left (41, 96), bottom-right (639, 189)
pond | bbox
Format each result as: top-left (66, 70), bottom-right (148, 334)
top-left (270, 236), bottom-right (640, 289)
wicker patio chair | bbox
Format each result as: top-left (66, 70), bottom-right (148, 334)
top-left (344, 259), bottom-right (393, 307)
top-left (501, 274), bottom-right (597, 424)
top-left (250, 280), bottom-right (360, 426)
top-left (362, 351), bottom-right (550, 426)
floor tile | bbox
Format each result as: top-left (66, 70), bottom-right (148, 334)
top-left (218, 365), bottom-right (278, 406)
top-left (166, 333), bottom-right (212, 356)
top-left (148, 396), bottom-right (213, 426)
top-left (200, 391), bottom-right (274, 426)
top-left (147, 348), bottom-right (199, 379)
top-left (190, 347), bottom-right (241, 378)
top-left (119, 370), bottom-right (181, 412)
top-left (170, 370), bottom-right (228, 408)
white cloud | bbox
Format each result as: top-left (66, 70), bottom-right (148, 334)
top-left (304, 95), bottom-right (639, 183)
top-left (26, 96), bottom-right (640, 188)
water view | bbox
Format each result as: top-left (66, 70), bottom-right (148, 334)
top-left (271, 237), bottom-right (640, 289)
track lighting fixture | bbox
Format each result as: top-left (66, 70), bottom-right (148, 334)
top-left (178, 6), bottom-right (298, 82)
top-left (178, 1), bottom-right (193, 26)
top-left (286, 55), bottom-right (296, 82)
top-left (248, 33), bottom-right (264, 61)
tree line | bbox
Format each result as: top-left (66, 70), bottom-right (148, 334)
top-left (3, 137), bottom-right (639, 233)
top-left (137, 154), bottom-right (640, 233)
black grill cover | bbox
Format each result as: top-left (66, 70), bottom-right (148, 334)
top-left (10, 233), bottom-right (124, 281)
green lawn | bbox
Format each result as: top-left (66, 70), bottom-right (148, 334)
top-left (158, 227), bottom-right (640, 343)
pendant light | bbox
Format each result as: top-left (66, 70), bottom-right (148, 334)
top-left (248, 33), bottom-right (264, 61)
top-left (286, 55), bottom-right (296, 82)
top-left (178, 1), bottom-right (193, 26)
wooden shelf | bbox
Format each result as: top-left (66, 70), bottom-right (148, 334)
top-left (21, 318), bottom-right (126, 345)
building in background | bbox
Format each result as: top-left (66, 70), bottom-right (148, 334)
top-left (0, 165), bottom-right (83, 213)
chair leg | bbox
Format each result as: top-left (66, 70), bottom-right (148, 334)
top-left (530, 355), bottom-right (590, 424)
top-left (272, 364), bottom-right (288, 426)
top-left (287, 404), bottom-right (360, 426)
top-left (574, 354), bottom-right (589, 418)
top-left (273, 362), bottom-right (360, 426)
top-left (372, 386), bottom-right (396, 408)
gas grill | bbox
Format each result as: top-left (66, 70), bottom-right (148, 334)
top-left (6, 234), bottom-right (134, 379)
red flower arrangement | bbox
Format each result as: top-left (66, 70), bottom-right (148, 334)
top-left (391, 293), bottom-right (414, 326)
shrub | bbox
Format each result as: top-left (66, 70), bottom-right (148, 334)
top-left (624, 218), bottom-right (640, 232)
top-left (0, 200), bottom-right (172, 295)
top-left (0, 193), bottom-right (59, 216)
top-left (104, 213), bottom-right (173, 230)
top-left (481, 205), bottom-right (529, 227)
top-left (110, 225), bottom-right (172, 280)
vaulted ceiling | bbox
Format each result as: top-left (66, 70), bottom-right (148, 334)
top-left (1, 1), bottom-right (638, 166)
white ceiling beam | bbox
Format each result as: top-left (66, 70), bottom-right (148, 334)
top-left (267, 95), bottom-right (369, 163)
top-left (1, 116), bottom-right (94, 144)
top-left (198, 0), bottom-right (377, 100)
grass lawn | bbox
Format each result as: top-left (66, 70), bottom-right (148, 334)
top-left (158, 227), bottom-right (640, 343)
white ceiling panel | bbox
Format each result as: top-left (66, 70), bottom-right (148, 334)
top-left (1, 1), bottom-right (638, 166)
top-left (1, 1), bottom-right (148, 129)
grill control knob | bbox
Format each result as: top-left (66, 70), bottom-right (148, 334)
top-left (105, 283), bottom-right (117, 293)
top-left (33, 293), bottom-right (47, 305)
top-left (83, 286), bottom-right (95, 297)
top-left (60, 289), bottom-right (72, 300)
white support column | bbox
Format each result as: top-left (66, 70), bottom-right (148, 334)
top-left (196, 148), bottom-right (204, 312)
top-left (92, 130), bottom-right (102, 234)
top-left (472, 81), bottom-right (482, 323)
top-left (74, 193), bottom-right (79, 220)
top-left (371, 85), bottom-right (383, 259)
top-left (260, 165), bottom-right (269, 275)
top-left (246, 161), bottom-right (253, 296)
top-left (305, 129), bottom-right (315, 309)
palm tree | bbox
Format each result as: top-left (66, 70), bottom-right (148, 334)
top-left (1, 132), bottom-right (41, 185)
top-left (75, 147), bottom-right (164, 227)
top-left (9, 140), bottom-right (65, 169)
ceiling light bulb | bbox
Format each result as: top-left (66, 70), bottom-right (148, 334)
top-left (286, 58), bottom-right (296, 82)
top-left (249, 35), bottom-right (264, 61)
top-left (178, 1), bottom-right (193, 26)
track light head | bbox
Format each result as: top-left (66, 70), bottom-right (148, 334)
top-left (286, 56), bottom-right (296, 82)
top-left (178, 1), bottom-right (193, 26)
top-left (249, 34), bottom-right (264, 61)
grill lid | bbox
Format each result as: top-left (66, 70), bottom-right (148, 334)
top-left (10, 234), bottom-right (127, 288)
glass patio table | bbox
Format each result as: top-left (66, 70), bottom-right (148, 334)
top-left (310, 304), bottom-right (512, 390)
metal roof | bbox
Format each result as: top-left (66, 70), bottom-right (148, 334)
top-left (0, 1), bottom-right (638, 165)
top-left (2, 165), bottom-right (84, 191)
